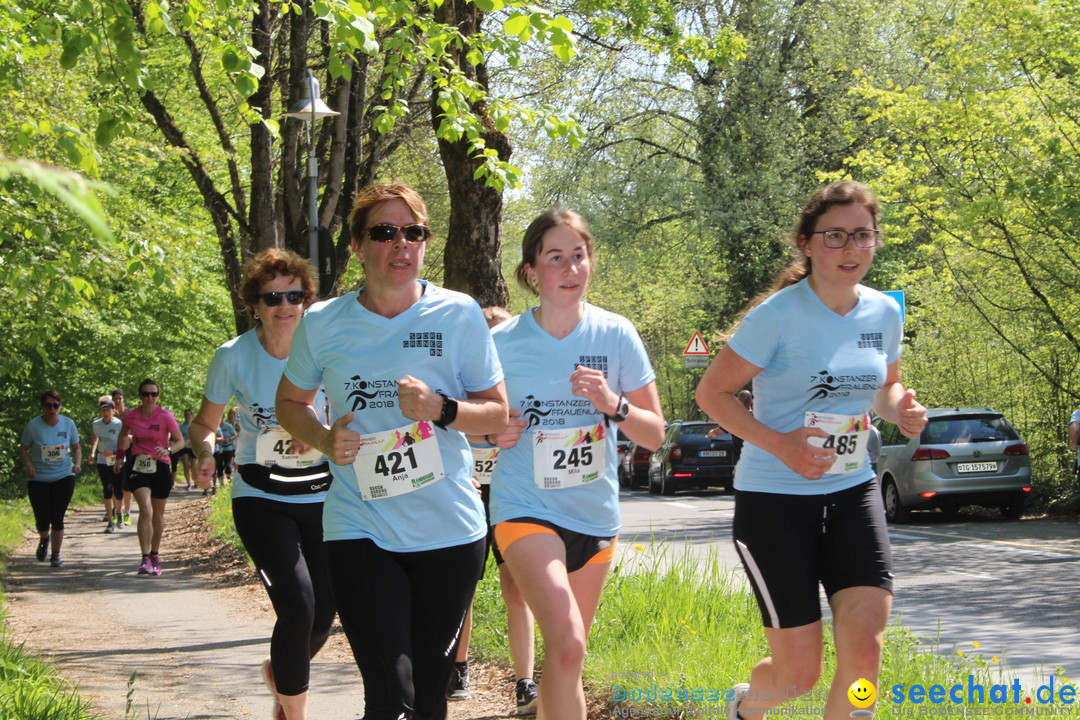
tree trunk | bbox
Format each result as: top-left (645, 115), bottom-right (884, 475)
top-left (431, 0), bottom-right (510, 309)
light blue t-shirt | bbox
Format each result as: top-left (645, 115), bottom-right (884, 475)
top-left (179, 421), bottom-right (191, 444)
top-left (1071, 409), bottom-right (1080, 465)
top-left (92, 416), bottom-right (124, 465)
top-left (204, 327), bottom-right (329, 504)
top-left (220, 422), bottom-right (237, 451)
top-left (488, 304), bottom-right (656, 537)
top-left (728, 278), bottom-right (902, 495)
top-left (22, 415), bottom-right (80, 482)
top-left (284, 281), bottom-right (503, 552)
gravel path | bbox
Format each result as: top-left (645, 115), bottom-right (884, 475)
top-left (2, 488), bottom-right (517, 720)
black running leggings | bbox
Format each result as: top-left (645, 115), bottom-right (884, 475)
top-left (325, 537), bottom-right (485, 720)
top-left (232, 497), bottom-right (335, 696)
top-left (27, 476), bottom-right (76, 533)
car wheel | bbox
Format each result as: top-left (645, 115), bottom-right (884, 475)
top-left (647, 472), bottom-right (660, 495)
top-left (659, 469), bottom-right (675, 496)
top-left (618, 466), bottom-right (631, 490)
top-left (882, 478), bottom-right (910, 524)
top-left (1001, 498), bottom-right (1025, 520)
top-left (632, 469), bottom-right (646, 491)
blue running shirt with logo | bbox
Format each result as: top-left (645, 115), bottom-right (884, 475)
top-left (728, 278), bottom-right (901, 495)
top-left (204, 328), bottom-right (329, 504)
top-left (22, 415), bottom-right (80, 482)
top-left (488, 303), bottom-right (656, 537)
top-left (284, 282), bottom-right (503, 551)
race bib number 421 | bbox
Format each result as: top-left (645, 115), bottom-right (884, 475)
top-left (353, 421), bottom-right (445, 501)
top-left (805, 412), bottom-right (870, 475)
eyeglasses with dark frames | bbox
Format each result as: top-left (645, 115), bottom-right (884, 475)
top-left (43, 402), bottom-right (60, 409)
top-left (260, 290), bottom-right (306, 307)
top-left (364, 223), bottom-right (431, 243)
top-left (140, 391), bottom-right (160, 397)
top-left (811, 229), bottom-right (883, 249)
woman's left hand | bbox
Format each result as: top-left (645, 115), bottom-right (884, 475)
top-left (72, 463), bottom-right (82, 475)
top-left (570, 365), bottom-right (620, 415)
top-left (398, 375), bottom-right (442, 422)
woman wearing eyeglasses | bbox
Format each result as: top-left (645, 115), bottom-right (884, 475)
top-left (190, 248), bottom-right (333, 720)
top-left (277, 182), bottom-right (508, 720)
top-left (114, 378), bottom-right (184, 576)
top-left (487, 209), bottom-right (665, 720)
top-left (695, 181), bottom-right (927, 719)
top-left (19, 390), bottom-right (82, 568)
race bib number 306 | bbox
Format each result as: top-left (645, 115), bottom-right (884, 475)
top-left (805, 412), bottom-right (870, 475)
top-left (41, 444), bottom-right (65, 463)
top-left (532, 423), bottom-right (606, 490)
top-left (353, 421), bottom-right (445, 500)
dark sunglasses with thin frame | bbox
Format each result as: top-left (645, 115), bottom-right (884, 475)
top-left (260, 291), bottom-right (306, 306)
top-left (140, 391), bottom-right (159, 397)
top-left (364, 223), bottom-right (431, 243)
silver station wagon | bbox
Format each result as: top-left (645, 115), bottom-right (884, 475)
top-left (873, 407), bottom-right (1032, 522)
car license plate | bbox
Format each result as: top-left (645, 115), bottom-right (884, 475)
top-left (957, 462), bottom-right (997, 473)
top-left (700, 450), bottom-right (727, 458)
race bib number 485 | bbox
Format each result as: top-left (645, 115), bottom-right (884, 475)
top-left (532, 423), bottom-right (606, 490)
top-left (805, 412), bottom-right (870, 475)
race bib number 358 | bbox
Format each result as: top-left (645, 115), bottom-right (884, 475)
top-left (353, 421), bottom-right (445, 500)
top-left (532, 423), bottom-right (607, 490)
top-left (805, 412), bottom-right (870, 475)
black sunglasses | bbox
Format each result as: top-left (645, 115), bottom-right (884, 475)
top-left (365, 223), bottom-right (431, 243)
top-left (260, 290), bottom-right (306, 307)
top-left (43, 402), bottom-right (60, 409)
top-left (140, 391), bottom-right (159, 397)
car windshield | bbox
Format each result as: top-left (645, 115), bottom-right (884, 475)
top-left (921, 415), bottom-right (1019, 444)
top-left (681, 424), bottom-right (721, 439)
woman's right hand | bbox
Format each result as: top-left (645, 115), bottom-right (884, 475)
top-left (194, 451), bottom-right (216, 489)
top-left (490, 409), bottom-right (527, 450)
top-left (324, 412), bottom-right (362, 465)
top-left (776, 427), bottom-right (837, 480)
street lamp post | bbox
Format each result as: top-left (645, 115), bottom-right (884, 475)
top-left (284, 69), bottom-right (339, 295)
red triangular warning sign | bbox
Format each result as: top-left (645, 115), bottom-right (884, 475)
top-left (683, 332), bottom-right (711, 355)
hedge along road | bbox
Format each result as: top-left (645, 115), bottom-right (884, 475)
top-left (2, 491), bottom-right (515, 720)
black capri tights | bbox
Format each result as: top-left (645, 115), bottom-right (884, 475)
top-left (232, 497), bottom-right (335, 696)
top-left (27, 476), bottom-right (76, 533)
top-left (325, 537), bottom-right (486, 720)
top-left (97, 463), bottom-right (123, 501)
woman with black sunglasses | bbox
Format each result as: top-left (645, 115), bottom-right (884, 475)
top-left (277, 182), bottom-right (508, 720)
top-left (191, 248), bottom-right (333, 720)
top-left (19, 390), bottom-right (82, 568)
top-left (114, 378), bottom-right (184, 575)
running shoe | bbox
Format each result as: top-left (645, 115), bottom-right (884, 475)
top-left (138, 555), bottom-right (152, 575)
top-left (150, 555), bottom-right (162, 576)
top-left (105, 522), bottom-right (116, 534)
top-left (50, 555), bottom-right (63, 568)
top-left (36, 537), bottom-right (49, 562)
top-left (727, 683), bottom-right (751, 720)
top-left (513, 678), bottom-right (539, 715)
top-left (447, 661), bottom-right (470, 700)
top-left (123, 512), bottom-right (131, 526)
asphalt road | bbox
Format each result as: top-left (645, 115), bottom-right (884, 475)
top-left (614, 488), bottom-right (1080, 690)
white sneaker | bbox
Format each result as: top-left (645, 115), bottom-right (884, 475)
top-left (727, 683), bottom-right (750, 720)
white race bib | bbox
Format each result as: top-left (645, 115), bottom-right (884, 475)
top-left (134, 454), bottom-right (156, 474)
top-left (353, 421), bottom-right (445, 500)
top-left (531, 423), bottom-right (607, 490)
top-left (40, 444), bottom-right (65, 463)
top-left (255, 427), bottom-right (323, 469)
top-left (97, 449), bottom-right (116, 465)
top-left (472, 446), bottom-right (499, 486)
top-left (805, 412), bottom-right (870, 475)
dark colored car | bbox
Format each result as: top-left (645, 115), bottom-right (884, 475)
top-left (647, 421), bottom-right (737, 495)
top-left (874, 407), bottom-right (1032, 522)
top-left (619, 442), bottom-right (652, 490)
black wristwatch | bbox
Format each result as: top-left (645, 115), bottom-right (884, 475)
top-left (605, 395), bottom-right (630, 423)
top-left (434, 393), bottom-right (459, 429)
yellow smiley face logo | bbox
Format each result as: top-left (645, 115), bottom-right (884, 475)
top-left (848, 678), bottom-right (876, 709)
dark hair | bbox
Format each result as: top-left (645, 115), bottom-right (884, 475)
top-left (40, 390), bottom-right (62, 406)
top-left (348, 183), bottom-right (430, 243)
top-left (111, 389), bottom-right (124, 397)
top-left (514, 208), bottom-right (595, 296)
top-left (138, 378), bottom-right (159, 394)
top-left (724, 181), bottom-right (880, 337)
top-left (239, 248), bottom-right (318, 323)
